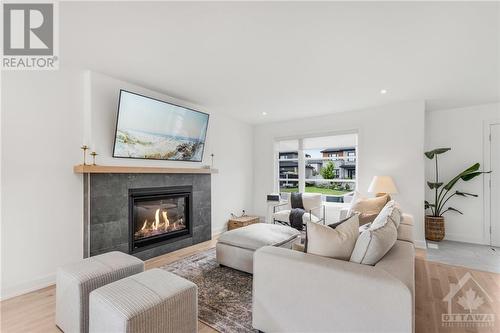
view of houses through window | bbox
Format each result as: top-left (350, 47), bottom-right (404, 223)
top-left (277, 134), bottom-right (357, 201)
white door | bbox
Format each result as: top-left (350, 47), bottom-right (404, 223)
top-left (491, 124), bottom-right (500, 247)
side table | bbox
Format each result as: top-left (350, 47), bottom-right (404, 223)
top-left (228, 215), bottom-right (260, 231)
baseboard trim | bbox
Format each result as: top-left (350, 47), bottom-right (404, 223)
top-left (1, 273), bottom-right (55, 301)
top-left (414, 239), bottom-right (427, 249)
top-left (443, 233), bottom-right (487, 245)
top-left (211, 227), bottom-right (226, 238)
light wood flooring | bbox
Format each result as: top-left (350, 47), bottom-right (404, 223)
top-left (1, 240), bottom-right (499, 333)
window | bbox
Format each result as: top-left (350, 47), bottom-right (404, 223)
top-left (347, 151), bottom-right (356, 162)
top-left (276, 134), bottom-right (357, 200)
top-left (277, 140), bottom-right (299, 192)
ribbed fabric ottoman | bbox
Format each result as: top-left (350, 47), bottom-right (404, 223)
top-left (89, 268), bottom-right (198, 333)
top-left (56, 251), bottom-right (144, 333)
top-left (216, 223), bottom-right (300, 273)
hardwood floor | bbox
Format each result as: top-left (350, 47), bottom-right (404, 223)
top-left (1, 242), bottom-right (498, 333)
top-left (0, 239), bottom-right (219, 333)
top-left (414, 249), bottom-right (500, 333)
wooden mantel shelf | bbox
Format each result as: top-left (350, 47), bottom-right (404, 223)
top-left (73, 164), bottom-right (218, 174)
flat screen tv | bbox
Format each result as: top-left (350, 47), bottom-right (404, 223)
top-left (113, 90), bottom-right (209, 162)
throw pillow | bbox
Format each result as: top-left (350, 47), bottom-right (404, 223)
top-left (370, 200), bottom-right (402, 229)
top-left (305, 214), bottom-right (359, 260)
top-left (327, 214), bottom-right (355, 229)
top-left (358, 222), bottom-right (371, 233)
top-left (348, 193), bottom-right (391, 225)
top-left (350, 201), bottom-right (400, 265)
top-left (290, 192), bottom-right (304, 209)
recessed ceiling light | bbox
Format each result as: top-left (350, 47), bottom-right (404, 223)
top-left (262, 112), bottom-right (267, 116)
top-left (380, 89), bottom-right (388, 94)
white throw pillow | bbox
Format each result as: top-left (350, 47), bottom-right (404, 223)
top-left (306, 214), bottom-right (359, 261)
top-left (358, 223), bottom-right (371, 233)
top-left (370, 200), bottom-right (402, 229)
top-left (350, 201), bottom-right (401, 265)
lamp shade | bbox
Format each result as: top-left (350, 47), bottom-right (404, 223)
top-left (368, 176), bottom-right (398, 194)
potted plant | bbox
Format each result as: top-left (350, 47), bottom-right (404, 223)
top-left (424, 148), bottom-right (490, 241)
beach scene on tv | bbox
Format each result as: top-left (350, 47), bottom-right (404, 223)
top-left (113, 91), bottom-right (209, 161)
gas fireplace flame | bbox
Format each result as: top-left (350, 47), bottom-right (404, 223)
top-left (154, 209), bottom-right (160, 230)
top-left (162, 211), bottom-right (170, 230)
top-left (142, 209), bottom-right (172, 232)
top-left (134, 206), bottom-right (186, 240)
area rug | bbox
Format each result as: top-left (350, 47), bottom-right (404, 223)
top-left (162, 248), bottom-right (257, 333)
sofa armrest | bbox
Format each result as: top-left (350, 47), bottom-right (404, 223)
top-left (272, 202), bottom-right (289, 213)
top-left (253, 246), bottom-right (412, 333)
top-left (398, 213), bottom-right (414, 243)
top-left (308, 205), bottom-right (325, 223)
top-left (402, 213), bottom-right (414, 226)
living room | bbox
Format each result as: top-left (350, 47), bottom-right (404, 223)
top-left (1, 1), bottom-right (499, 333)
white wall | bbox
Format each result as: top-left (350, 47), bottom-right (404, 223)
top-left (86, 71), bottom-right (254, 236)
top-left (1, 69), bottom-right (85, 300)
top-left (253, 101), bottom-right (426, 247)
top-left (425, 103), bottom-right (500, 244)
top-left (0, 70), bottom-right (254, 299)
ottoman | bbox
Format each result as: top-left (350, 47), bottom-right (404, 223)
top-left (56, 251), bottom-right (144, 333)
top-left (89, 268), bottom-right (198, 333)
top-left (216, 223), bottom-right (300, 273)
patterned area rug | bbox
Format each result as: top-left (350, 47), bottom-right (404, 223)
top-left (162, 248), bottom-right (257, 333)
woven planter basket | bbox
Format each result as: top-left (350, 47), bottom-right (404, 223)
top-left (425, 215), bottom-right (445, 241)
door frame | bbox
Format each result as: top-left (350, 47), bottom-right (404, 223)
top-left (483, 119), bottom-right (500, 246)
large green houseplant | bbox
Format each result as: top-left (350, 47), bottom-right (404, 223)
top-left (424, 148), bottom-right (489, 241)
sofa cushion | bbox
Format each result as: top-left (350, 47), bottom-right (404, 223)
top-left (306, 214), bottom-right (359, 260)
top-left (217, 223), bottom-right (300, 251)
top-left (348, 193), bottom-right (390, 225)
top-left (350, 203), bottom-right (398, 265)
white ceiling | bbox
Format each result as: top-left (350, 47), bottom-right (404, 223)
top-left (61, 1), bottom-right (500, 124)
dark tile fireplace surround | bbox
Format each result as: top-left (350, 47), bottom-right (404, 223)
top-left (84, 173), bottom-right (211, 260)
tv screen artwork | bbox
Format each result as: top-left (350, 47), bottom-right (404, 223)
top-left (113, 90), bottom-right (209, 162)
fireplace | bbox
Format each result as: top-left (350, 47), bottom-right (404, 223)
top-left (129, 186), bottom-right (192, 253)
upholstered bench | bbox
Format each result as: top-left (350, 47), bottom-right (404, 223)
top-left (216, 223), bottom-right (300, 273)
top-left (89, 268), bottom-right (198, 333)
top-left (56, 251), bottom-right (144, 333)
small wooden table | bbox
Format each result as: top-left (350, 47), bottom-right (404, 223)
top-left (228, 215), bottom-right (260, 231)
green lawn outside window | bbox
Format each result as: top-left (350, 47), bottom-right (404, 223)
top-left (279, 185), bottom-right (351, 196)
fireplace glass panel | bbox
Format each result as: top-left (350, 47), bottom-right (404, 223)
top-left (133, 196), bottom-right (187, 242)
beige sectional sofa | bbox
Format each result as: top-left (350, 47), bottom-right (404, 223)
top-left (252, 214), bottom-right (415, 333)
